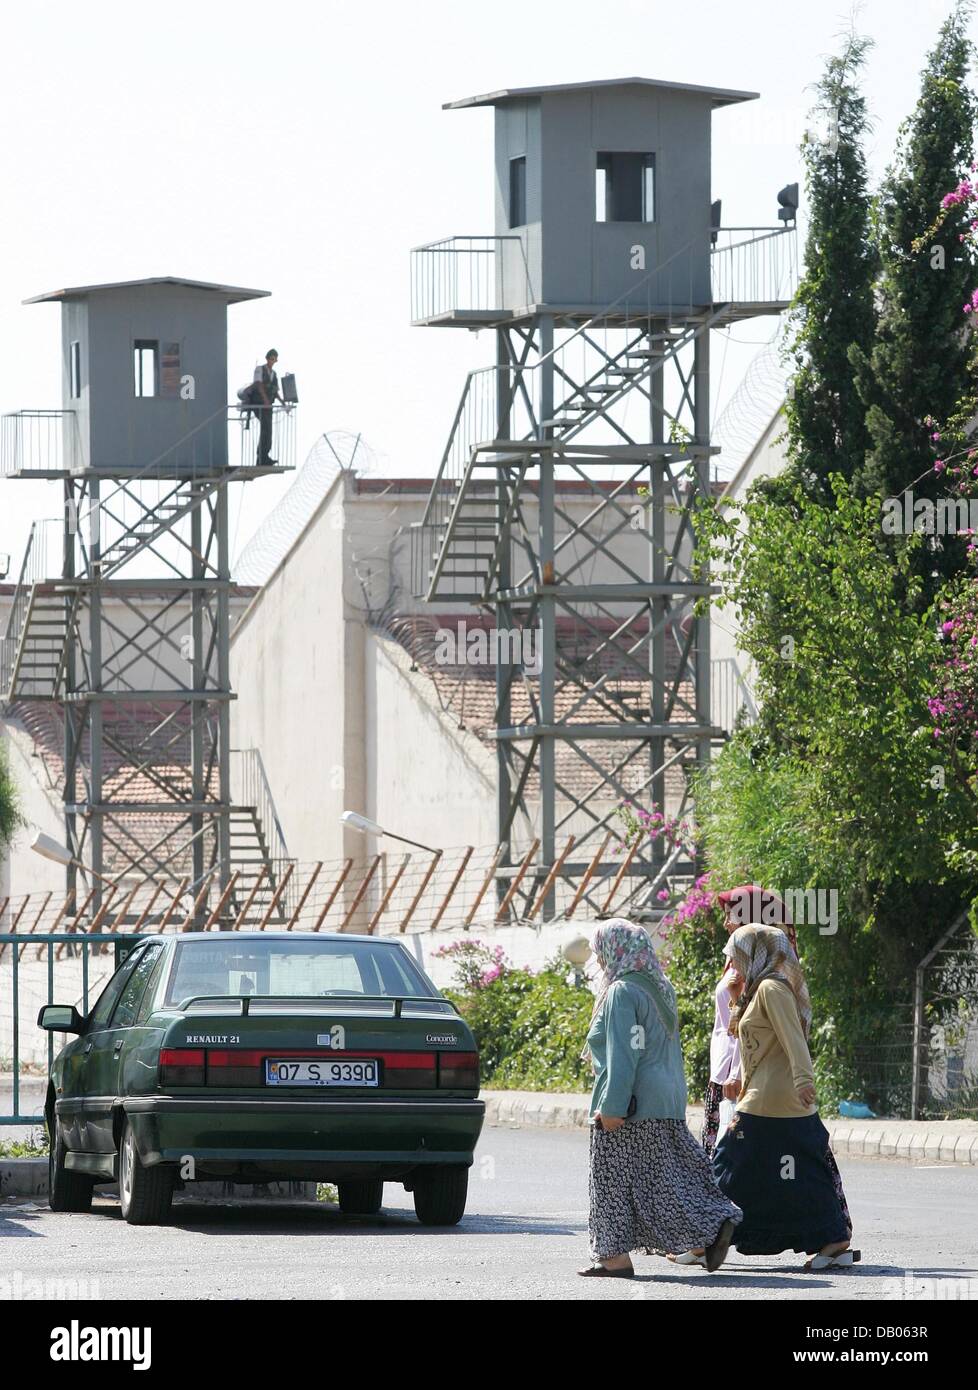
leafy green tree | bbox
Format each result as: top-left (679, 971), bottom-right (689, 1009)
top-left (783, 29), bottom-right (878, 499)
top-left (694, 480), bottom-right (977, 1106)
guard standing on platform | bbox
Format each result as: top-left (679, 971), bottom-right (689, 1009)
top-left (252, 349), bottom-right (282, 465)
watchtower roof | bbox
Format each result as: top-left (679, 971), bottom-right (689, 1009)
top-left (24, 276), bottom-right (270, 305)
top-left (444, 76), bottom-right (758, 111)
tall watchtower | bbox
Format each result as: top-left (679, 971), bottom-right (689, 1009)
top-left (1, 277), bottom-right (295, 921)
top-left (411, 78), bottom-right (797, 918)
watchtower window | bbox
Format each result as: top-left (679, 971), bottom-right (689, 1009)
top-left (69, 341), bottom-right (81, 399)
top-left (509, 156), bottom-right (527, 228)
top-left (595, 152), bottom-right (655, 223)
top-left (133, 340), bottom-right (159, 398)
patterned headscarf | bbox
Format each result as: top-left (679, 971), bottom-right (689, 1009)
top-left (581, 918), bottom-right (678, 1061)
top-left (724, 924), bottom-right (812, 1038)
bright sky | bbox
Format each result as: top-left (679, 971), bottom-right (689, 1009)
top-left (0, 0), bottom-right (970, 570)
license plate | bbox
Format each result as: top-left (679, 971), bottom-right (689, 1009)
top-left (265, 1058), bottom-right (379, 1087)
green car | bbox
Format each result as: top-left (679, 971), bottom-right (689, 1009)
top-left (38, 932), bottom-right (483, 1227)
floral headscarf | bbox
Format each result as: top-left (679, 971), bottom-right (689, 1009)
top-left (581, 918), bottom-right (678, 1061)
top-left (724, 924), bottom-right (812, 1038)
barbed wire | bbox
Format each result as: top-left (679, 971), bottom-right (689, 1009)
top-left (234, 430), bottom-right (383, 585)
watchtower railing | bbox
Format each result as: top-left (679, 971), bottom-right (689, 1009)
top-left (410, 236), bottom-right (534, 322)
top-left (0, 405), bottom-right (297, 591)
top-left (1, 410), bottom-right (82, 476)
top-left (0, 404), bottom-right (295, 480)
top-left (710, 227), bottom-right (798, 306)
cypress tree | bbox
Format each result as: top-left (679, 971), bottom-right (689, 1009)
top-left (850, 1), bottom-right (977, 588)
top-left (783, 30), bottom-right (878, 499)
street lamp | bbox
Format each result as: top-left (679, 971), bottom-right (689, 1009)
top-left (562, 934), bottom-right (593, 988)
top-left (562, 935), bottom-right (592, 966)
top-left (339, 811), bottom-right (439, 855)
top-left (30, 831), bottom-right (118, 885)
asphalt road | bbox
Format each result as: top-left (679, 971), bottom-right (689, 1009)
top-left (3, 1124), bottom-right (976, 1301)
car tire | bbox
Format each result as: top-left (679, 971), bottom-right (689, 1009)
top-left (337, 1178), bottom-right (384, 1215)
top-left (118, 1117), bottom-right (174, 1226)
top-left (412, 1166), bottom-right (468, 1226)
top-left (48, 1117), bottom-right (94, 1213)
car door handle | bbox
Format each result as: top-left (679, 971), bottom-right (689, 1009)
top-left (84, 1043), bottom-right (94, 1054)
top-left (113, 1040), bottom-right (124, 1052)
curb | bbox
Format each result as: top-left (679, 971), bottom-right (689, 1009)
top-left (1, 1158), bottom-right (47, 1197)
top-left (0, 1158), bottom-right (317, 1202)
top-left (482, 1091), bottom-right (978, 1166)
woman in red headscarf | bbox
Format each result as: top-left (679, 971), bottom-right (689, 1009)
top-left (699, 885), bottom-right (800, 1157)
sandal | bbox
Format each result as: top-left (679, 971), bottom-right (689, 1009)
top-left (577, 1263), bottom-right (635, 1278)
top-left (805, 1248), bottom-right (861, 1271)
top-left (667, 1251), bottom-right (707, 1266)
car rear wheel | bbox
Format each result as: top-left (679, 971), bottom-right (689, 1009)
top-left (118, 1118), bottom-right (174, 1226)
top-left (48, 1117), bottom-right (94, 1213)
top-left (337, 1178), bottom-right (384, 1215)
top-left (412, 1166), bottom-right (468, 1226)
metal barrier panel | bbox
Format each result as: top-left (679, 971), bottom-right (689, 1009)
top-left (0, 934), bottom-right (143, 1126)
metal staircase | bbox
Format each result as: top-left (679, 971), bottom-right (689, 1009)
top-left (419, 304), bottom-right (723, 604)
top-left (227, 750), bottom-right (296, 925)
top-left (227, 807), bottom-right (295, 925)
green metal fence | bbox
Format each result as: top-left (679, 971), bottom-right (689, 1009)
top-left (0, 933), bottom-right (143, 1126)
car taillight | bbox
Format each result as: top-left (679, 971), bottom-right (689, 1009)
top-left (383, 1051), bottom-right (437, 1088)
top-left (438, 1052), bottom-right (479, 1089)
top-left (160, 1048), bottom-right (205, 1086)
top-left (206, 1049), bottom-right (264, 1085)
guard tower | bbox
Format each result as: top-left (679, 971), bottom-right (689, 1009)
top-left (1, 277), bottom-right (295, 922)
top-left (410, 78), bottom-right (797, 918)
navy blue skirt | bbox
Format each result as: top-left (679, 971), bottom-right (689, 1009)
top-left (713, 1110), bottom-right (850, 1255)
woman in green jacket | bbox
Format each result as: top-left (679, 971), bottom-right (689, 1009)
top-left (579, 919), bottom-right (741, 1278)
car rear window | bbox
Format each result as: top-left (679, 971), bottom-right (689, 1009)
top-left (164, 938), bottom-right (434, 1006)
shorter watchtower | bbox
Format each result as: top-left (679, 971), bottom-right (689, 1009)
top-left (2, 276), bottom-right (296, 923)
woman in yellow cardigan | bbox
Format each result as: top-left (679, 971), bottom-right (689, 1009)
top-left (712, 925), bottom-right (860, 1269)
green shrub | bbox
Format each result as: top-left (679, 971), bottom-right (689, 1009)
top-left (0, 1130), bottom-right (49, 1158)
top-left (437, 941), bottom-right (593, 1092)
top-left (0, 744), bottom-right (22, 850)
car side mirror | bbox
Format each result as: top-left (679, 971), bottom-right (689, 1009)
top-left (37, 1004), bottom-right (85, 1035)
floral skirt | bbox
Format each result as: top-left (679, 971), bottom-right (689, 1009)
top-left (588, 1118), bottom-right (742, 1261)
top-left (701, 1081), bottom-right (724, 1157)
